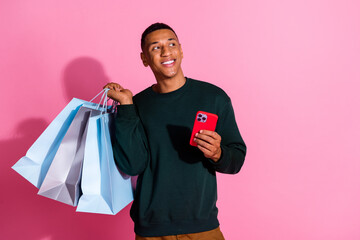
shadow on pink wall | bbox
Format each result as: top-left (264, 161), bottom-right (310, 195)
top-left (63, 57), bottom-right (111, 102)
top-left (1, 57), bottom-right (135, 240)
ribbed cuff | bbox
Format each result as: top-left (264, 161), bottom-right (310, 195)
top-left (207, 145), bottom-right (230, 169)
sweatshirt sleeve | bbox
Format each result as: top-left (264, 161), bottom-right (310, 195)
top-left (208, 99), bottom-right (247, 174)
top-left (112, 104), bottom-right (149, 176)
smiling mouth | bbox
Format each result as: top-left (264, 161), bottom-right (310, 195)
top-left (161, 59), bottom-right (175, 65)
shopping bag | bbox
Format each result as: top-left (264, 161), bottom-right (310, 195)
top-left (76, 112), bottom-right (133, 214)
top-left (12, 98), bottom-right (86, 188)
top-left (37, 106), bottom-right (101, 206)
top-left (12, 88), bottom-right (109, 189)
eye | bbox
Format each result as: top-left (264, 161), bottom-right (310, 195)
top-left (169, 43), bottom-right (176, 47)
top-left (152, 46), bottom-right (160, 51)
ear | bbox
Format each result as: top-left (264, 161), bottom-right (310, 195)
top-left (140, 52), bottom-right (149, 67)
top-left (179, 44), bottom-right (184, 60)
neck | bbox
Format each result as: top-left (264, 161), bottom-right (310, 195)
top-left (153, 70), bottom-right (186, 93)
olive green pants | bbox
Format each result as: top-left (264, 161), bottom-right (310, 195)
top-left (135, 227), bottom-right (225, 240)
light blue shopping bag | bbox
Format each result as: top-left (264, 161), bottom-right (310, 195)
top-left (12, 90), bottom-right (108, 189)
top-left (76, 112), bottom-right (134, 215)
top-left (12, 98), bottom-right (86, 188)
top-left (37, 106), bottom-right (101, 206)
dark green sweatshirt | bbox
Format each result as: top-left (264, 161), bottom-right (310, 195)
top-left (113, 78), bottom-right (246, 237)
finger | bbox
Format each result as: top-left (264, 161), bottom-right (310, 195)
top-left (196, 131), bottom-right (221, 145)
top-left (194, 137), bottom-right (215, 152)
top-left (106, 89), bottom-right (117, 99)
top-left (198, 144), bottom-right (222, 162)
top-left (103, 83), bottom-right (114, 90)
top-left (103, 83), bottom-right (123, 91)
top-left (107, 87), bottom-right (122, 96)
top-left (199, 130), bottom-right (221, 139)
top-left (103, 82), bottom-right (116, 88)
top-left (197, 144), bottom-right (212, 156)
top-left (116, 84), bottom-right (124, 91)
top-left (195, 132), bottom-right (216, 145)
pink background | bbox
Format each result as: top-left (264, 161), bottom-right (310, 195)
top-left (1, 0), bottom-right (360, 239)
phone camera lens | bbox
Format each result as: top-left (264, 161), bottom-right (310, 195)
top-left (197, 118), bottom-right (202, 121)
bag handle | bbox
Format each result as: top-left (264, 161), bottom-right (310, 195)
top-left (89, 88), bottom-right (118, 114)
top-left (89, 89), bottom-right (106, 103)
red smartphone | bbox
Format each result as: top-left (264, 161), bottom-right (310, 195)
top-left (190, 111), bottom-right (218, 146)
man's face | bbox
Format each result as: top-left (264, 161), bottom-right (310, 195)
top-left (141, 29), bottom-right (183, 80)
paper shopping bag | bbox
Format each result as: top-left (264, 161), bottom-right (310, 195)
top-left (76, 113), bottom-right (133, 214)
top-left (12, 98), bottom-right (86, 188)
top-left (38, 106), bottom-right (101, 206)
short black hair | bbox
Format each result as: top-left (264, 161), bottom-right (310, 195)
top-left (141, 22), bottom-right (178, 50)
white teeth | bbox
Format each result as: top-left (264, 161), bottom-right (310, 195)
top-left (162, 60), bottom-right (174, 65)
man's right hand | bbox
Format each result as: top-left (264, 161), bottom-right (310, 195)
top-left (103, 82), bottom-right (133, 105)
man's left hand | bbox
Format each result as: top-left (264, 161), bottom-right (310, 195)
top-left (194, 130), bottom-right (222, 162)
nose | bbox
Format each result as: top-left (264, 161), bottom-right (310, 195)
top-left (161, 45), bottom-right (170, 57)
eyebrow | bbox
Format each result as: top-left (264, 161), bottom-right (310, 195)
top-left (149, 38), bottom-right (177, 46)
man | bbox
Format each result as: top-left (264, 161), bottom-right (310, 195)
top-left (104, 23), bottom-right (246, 239)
